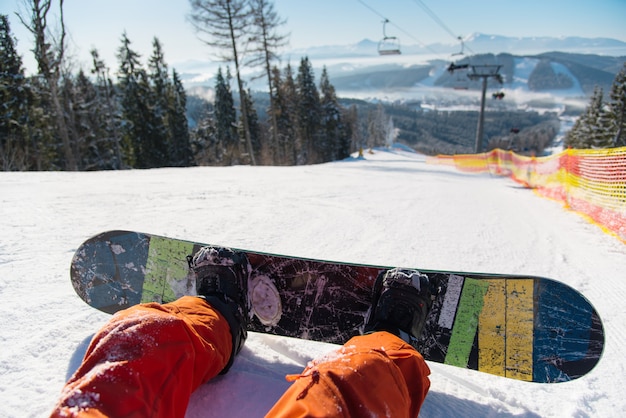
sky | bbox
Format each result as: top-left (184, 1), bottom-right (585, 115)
top-left (3, 0), bottom-right (626, 75)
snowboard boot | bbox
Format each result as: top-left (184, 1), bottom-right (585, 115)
top-left (187, 246), bottom-right (251, 374)
top-left (364, 268), bottom-right (434, 346)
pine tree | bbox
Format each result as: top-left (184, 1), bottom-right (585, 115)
top-left (319, 66), bottom-right (348, 161)
top-left (296, 56), bottom-right (321, 164)
top-left (63, 70), bottom-right (95, 169)
top-left (147, 37), bottom-right (171, 166)
top-left (586, 87), bottom-right (613, 148)
top-left (608, 63), bottom-right (626, 147)
top-left (564, 117), bottom-right (583, 149)
top-left (25, 76), bottom-right (56, 170)
top-left (0, 14), bottom-right (31, 170)
top-left (188, 0), bottom-right (257, 165)
top-left (214, 67), bottom-right (239, 164)
top-left (367, 103), bottom-right (390, 149)
top-left (117, 32), bottom-right (152, 168)
top-left (137, 70), bottom-right (167, 168)
top-left (18, 0), bottom-right (76, 169)
top-left (239, 88), bottom-right (262, 162)
top-left (90, 48), bottom-right (123, 169)
top-left (191, 106), bottom-right (218, 165)
top-left (565, 68), bottom-right (626, 150)
top-left (267, 65), bottom-right (283, 162)
top-left (168, 69), bottom-right (193, 166)
top-left (279, 64), bottom-right (299, 164)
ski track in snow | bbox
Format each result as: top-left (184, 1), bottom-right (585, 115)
top-left (1, 148), bottom-right (625, 417)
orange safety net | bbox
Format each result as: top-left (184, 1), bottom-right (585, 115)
top-left (426, 147), bottom-right (626, 243)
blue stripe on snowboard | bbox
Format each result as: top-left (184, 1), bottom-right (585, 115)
top-left (86, 232), bottom-right (148, 310)
top-left (533, 280), bottom-right (596, 382)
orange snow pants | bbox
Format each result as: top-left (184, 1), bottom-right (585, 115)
top-left (266, 331), bottom-right (431, 417)
top-left (51, 296), bottom-right (430, 417)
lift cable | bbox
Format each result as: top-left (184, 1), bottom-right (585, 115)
top-left (410, 0), bottom-right (476, 55)
top-left (356, 0), bottom-right (440, 55)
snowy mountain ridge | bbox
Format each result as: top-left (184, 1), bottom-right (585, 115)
top-left (286, 32), bottom-right (626, 59)
top-left (180, 33), bottom-right (624, 109)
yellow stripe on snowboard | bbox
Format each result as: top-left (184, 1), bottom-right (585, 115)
top-left (478, 279), bottom-right (534, 381)
top-left (478, 280), bottom-right (506, 377)
top-left (505, 279), bottom-right (534, 381)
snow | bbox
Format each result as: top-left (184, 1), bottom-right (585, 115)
top-left (1, 148), bottom-right (625, 417)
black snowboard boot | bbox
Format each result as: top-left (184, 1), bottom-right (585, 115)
top-left (187, 246), bottom-right (251, 374)
top-left (364, 268), bottom-right (434, 346)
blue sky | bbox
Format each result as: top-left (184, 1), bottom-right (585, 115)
top-left (3, 0), bottom-right (626, 74)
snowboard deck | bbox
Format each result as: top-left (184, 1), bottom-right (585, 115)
top-left (71, 230), bottom-right (604, 383)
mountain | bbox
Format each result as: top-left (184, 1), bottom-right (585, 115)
top-left (281, 33), bottom-right (626, 59)
top-left (179, 33), bottom-right (625, 111)
top-left (456, 33), bottom-right (626, 56)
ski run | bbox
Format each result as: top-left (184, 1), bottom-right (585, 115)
top-left (1, 148), bottom-right (625, 417)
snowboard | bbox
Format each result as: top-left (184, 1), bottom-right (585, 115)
top-left (71, 230), bottom-right (604, 383)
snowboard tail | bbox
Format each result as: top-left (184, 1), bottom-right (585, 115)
top-left (71, 230), bottom-right (604, 383)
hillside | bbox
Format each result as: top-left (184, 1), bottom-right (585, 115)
top-left (339, 98), bottom-right (560, 155)
top-left (329, 52), bottom-right (623, 96)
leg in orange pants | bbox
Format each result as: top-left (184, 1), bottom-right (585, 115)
top-left (267, 331), bottom-right (431, 418)
top-left (52, 297), bottom-right (430, 417)
top-left (50, 296), bottom-right (232, 418)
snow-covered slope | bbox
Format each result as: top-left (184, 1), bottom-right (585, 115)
top-left (509, 57), bottom-right (584, 96)
top-left (1, 149), bottom-right (624, 417)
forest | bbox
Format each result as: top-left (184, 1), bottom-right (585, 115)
top-left (3, 1), bottom-right (621, 172)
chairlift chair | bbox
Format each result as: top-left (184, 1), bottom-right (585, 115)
top-left (378, 19), bottom-right (401, 56)
top-left (448, 62), bottom-right (469, 90)
top-left (452, 36), bottom-right (464, 56)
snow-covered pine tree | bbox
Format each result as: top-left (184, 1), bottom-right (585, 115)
top-left (566, 66), bottom-right (626, 150)
top-left (117, 32), bottom-right (159, 168)
top-left (239, 88), bottom-right (262, 163)
top-left (0, 14), bottom-right (32, 170)
top-left (319, 66), bottom-right (349, 162)
top-left (18, 0), bottom-right (76, 170)
top-left (89, 48), bottom-right (123, 169)
top-left (189, 101), bottom-right (218, 165)
top-left (296, 57), bottom-right (321, 164)
top-left (268, 66), bottom-right (284, 163)
top-left (565, 87), bottom-right (605, 149)
top-left (146, 37), bottom-right (171, 167)
top-left (214, 67), bottom-right (239, 165)
top-left (64, 69), bottom-right (104, 170)
top-left (367, 103), bottom-right (391, 149)
top-left (280, 64), bottom-right (299, 165)
top-left (168, 69), bottom-right (193, 166)
top-left (607, 63), bottom-right (626, 147)
top-left (564, 117), bottom-right (584, 149)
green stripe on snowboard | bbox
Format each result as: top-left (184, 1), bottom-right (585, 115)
top-left (142, 236), bottom-right (194, 303)
top-left (444, 278), bottom-right (490, 367)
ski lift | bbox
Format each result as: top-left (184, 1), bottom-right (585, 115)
top-left (378, 19), bottom-right (401, 56)
top-left (492, 91), bottom-right (505, 100)
top-left (452, 36), bottom-right (464, 56)
top-left (448, 62), bottom-right (469, 89)
top-left (447, 36), bottom-right (469, 89)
